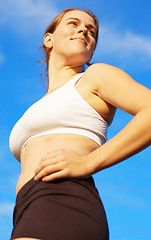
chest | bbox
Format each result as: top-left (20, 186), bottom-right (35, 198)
top-left (75, 79), bottom-right (115, 125)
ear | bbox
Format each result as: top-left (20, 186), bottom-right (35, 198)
top-left (44, 33), bottom-right (53, 49)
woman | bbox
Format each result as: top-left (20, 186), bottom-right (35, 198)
top-left (10, 7), bottom-right (151, 240)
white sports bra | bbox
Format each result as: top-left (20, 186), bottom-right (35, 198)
top-left (9, 73), bottom-right (108, 161)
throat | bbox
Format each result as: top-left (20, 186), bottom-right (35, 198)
top-left (47, 72), bottom-right (82, 94)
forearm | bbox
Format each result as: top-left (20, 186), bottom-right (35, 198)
top-left (88, 107), bottom-right (151, 174)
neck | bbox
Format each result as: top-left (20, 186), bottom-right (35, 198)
top-left (47, 55), bottom-right (84, 94)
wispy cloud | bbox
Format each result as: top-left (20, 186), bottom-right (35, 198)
top-left (96, 24), bottom-right (151, 69)
top-left (0, 0), bottom-right (58, 34)
top-left (0, 202), bottom-right (14, 216)
top-left (1, 0), bottom-right (151, 69)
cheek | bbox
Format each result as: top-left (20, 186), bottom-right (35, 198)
top-left (54, 26), bottom-right (74, 40)
top-left (89, 40), bottom-right (96, 53)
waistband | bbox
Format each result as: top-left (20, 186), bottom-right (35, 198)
top-left (16, 176), bottom-right (96, 201)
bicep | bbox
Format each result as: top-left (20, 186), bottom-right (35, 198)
top-left (89, 63), bottom-right (151, 116)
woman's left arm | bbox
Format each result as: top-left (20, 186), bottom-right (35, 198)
top-left (86, 63), bottom-right (151, 174)
top-left (34, 63), bottom-right (151, 181)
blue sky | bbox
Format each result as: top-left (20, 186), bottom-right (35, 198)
top-left (0, 0), bottom-right (151, 239)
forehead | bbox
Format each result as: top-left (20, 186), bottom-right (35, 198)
top-left (61, 10), bottom-right (96, 26)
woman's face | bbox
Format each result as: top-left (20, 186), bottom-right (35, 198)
top-left (49, 10), bottom-right (97, 65)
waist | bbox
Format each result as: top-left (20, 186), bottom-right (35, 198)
top-left (17, 133), bottom-right (100, 194)
top-left (21, 127), bottom-right (106, 154)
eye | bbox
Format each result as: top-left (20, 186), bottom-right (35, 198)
top-left (68, 21), bottom-right (77, 26)
top-left (89, 30), bottom-right (96, 38)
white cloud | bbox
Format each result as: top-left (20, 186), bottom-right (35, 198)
top-left (97, 24), bottom-right (151, 68)
top-left (0, 0), bottom-right (58, 33)
top-left (99, 25), bottom-right (151, 57)
top-left (1, 1), bottom-right (151, 69)
top-left (0, 202), bottom-right (14, 216)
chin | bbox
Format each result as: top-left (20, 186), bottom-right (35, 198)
top-left (69, 57), bottom-right (89, 67)
top-left (68, 51), bottom-right (91, 64)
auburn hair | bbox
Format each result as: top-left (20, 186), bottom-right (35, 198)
top-left (40, 8), bottom-right (99, 79)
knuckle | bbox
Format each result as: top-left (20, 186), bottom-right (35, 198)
top-left (39, 162), bottom-right (45, 168)
top-left (43, 167), bottom-right (50, 174)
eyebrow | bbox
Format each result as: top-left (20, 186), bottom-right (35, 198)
top-left (66, 17), bottom-right (97, 31)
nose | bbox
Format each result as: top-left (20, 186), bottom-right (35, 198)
top-left (78, 25), bottom-right (88, 36)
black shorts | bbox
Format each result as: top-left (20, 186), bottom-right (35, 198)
top-left (10, 177), bottom-right (109, 240)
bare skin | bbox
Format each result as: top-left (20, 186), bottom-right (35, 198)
top-left (16, 73), bottom-right (116, 195)
top-left (12, 10), bottom-right (151, 240)
top-left (16, 62), bottom-right (151, 195)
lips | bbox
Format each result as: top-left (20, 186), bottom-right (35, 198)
top-left (71, 37), bottom-right (87, 45)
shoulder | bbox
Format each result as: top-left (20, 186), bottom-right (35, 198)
top-left (84, 63), bottom-right (129, 83)
top-left (86, 62), bottom-right (118, 72)
top-left (83, 63), bottom-right (151, 114)
top-left (83, 63), bottom-right (136, 97)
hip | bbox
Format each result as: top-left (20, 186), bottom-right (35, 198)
top-left (11, 177), bottom-right (109, 240)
